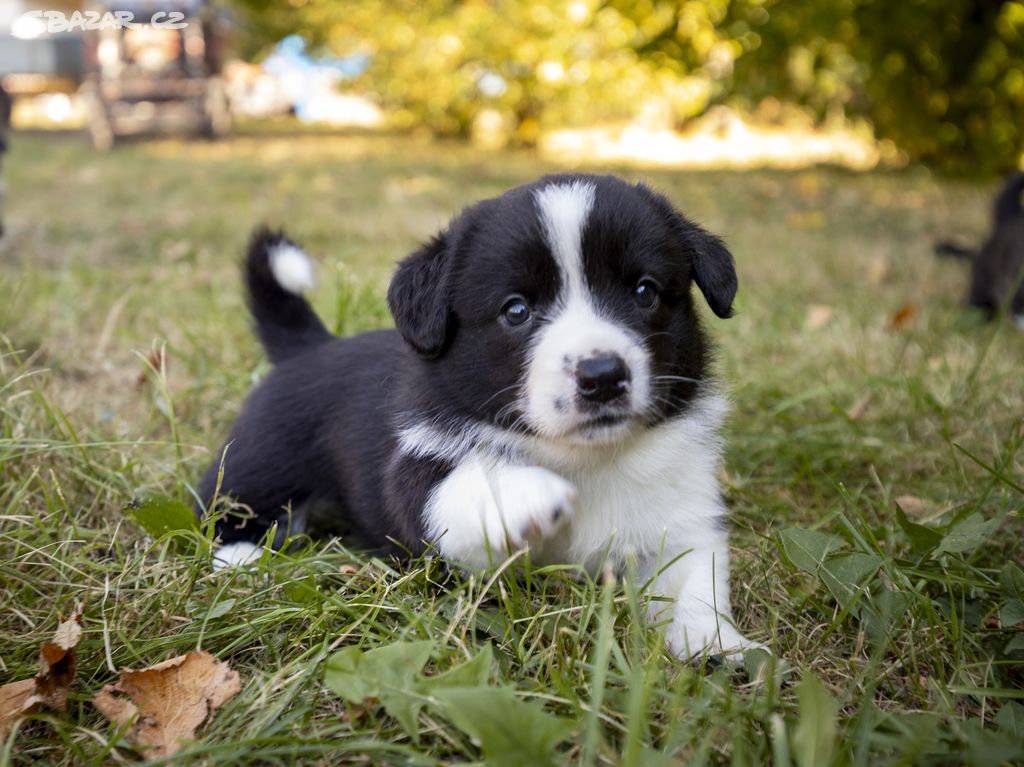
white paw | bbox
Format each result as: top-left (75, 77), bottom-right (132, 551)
top-left (212, 541), bottom-right (263, 570)
top-left (666, 616), bottom-right (768, 662)
top-left (481, 466), bottom-right (577, 553)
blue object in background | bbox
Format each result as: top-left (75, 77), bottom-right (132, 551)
top-left (261, 35), bottom-right (369, 122)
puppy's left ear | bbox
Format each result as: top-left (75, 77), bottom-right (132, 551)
top-left (685, 226), bottom-right (737, 319)
top-left (641, 186), bottom-right (738, 318)
top-left (387, 232), bottom-right (455, 358)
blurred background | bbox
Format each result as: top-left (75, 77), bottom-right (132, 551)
top-left (2, 0), bottom-right (1022, 174)
top-left (1, 10), bottom-right (1022, 762)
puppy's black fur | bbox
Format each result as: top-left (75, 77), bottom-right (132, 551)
top-left (197, 174), bottom-right (736, 555)
top-left (0, 82), bottom-right (11, 238)
top-left (936, 171), bottom-right (1024, 319)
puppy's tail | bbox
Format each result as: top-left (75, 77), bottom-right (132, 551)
top-left (245, 228), bottom-right (332, 364)
top-left (994, 170), bottom-right (1024, 227)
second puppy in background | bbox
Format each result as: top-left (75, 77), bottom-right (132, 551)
top-left (936, 171), bottom-right (1024, 327)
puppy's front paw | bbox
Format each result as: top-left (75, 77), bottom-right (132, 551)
top-left (666, 617), bottom-right (768, 663)
top-left (428, 458), bottom-right (577, 569)
top-left (482, 465), bottom-right (577, 552)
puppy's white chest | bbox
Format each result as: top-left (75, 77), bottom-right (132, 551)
top-left (527, 404), bottom-right (728, 570)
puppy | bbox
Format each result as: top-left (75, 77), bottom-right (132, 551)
top-left (198, 173), bottom-right (765, 660)
top-left (936, 171), bottom-right (1024, 327)
top-left (0, 82), bottom-right (11, 238)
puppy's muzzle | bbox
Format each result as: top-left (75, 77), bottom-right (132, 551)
top-left (575, 353), bottom-right (630, 403)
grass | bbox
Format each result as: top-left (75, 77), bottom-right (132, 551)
top-left (0, 126), bottom-right (1022, 766)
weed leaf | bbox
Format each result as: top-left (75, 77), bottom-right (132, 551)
top-left (430, 686), bottom-right (575, 767)
top-left (324, 640), bottom-right (433, 734)
top-left (324, 643), bottom-right (497, 739)
top-left (420, 644), bottom-right (494, 692)
top-left (779, 528), bottom-right (845, 573)
top-left (793, 672), bottom-right (837, 767)
top-left (859, 588), bottom-right (912, 644)
top-left (894, 503), bottom-right (943, 555)
top-left (999, 564), bottom-right (1024, 627)
top-left (819, 552), bottom-right (883, 608)
top-left (205, 599), bottom-right (236, 621)
top-left (995, 702), bottom-right (1023, 738)
top-left (960, 719), bottom-right (1024, 766)
top-left (934, 513), bottom-right (1001, 555)
top-left (128, 495), bottom-right (198, 538)
top-left (323, 647), bottom-right (373, 703)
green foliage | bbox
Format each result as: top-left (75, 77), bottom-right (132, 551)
top-left (230, 0), bottom-right (1024, 170)
top-left (2, 132), bottom-right (1023, 764)
top-left (733, 0), bottom-right (1024, 172)
top-left (793, 672), bottom-right (838, 767)
top-left (431, 687), bottom-right (577, 767)
top-left (323, 641), bottom-right (574, 762)
top-left (229, 0), bottom-right (755, 143)
top-left (127, 494), bottom-right (198, 538)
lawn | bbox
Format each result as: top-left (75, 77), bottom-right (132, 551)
top-left (1, 128), bottom-right (1022, 766)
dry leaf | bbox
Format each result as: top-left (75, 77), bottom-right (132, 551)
top-left (0, 611), bottom-right (82, 740)
top-left (886, 303), bottom-right (919, 332)
top-left (867, 255), bottom-right (890, 287)
top-left (92, 650), bottom-right (240, 758)
top-left (895, 495), bottom-right (928, 517)
top-left (846, 393), bottom-right (872, 421)
top-left (806, 304), bottom-right (835, 330)
top-left (135, 348), bottom-right (166, 389)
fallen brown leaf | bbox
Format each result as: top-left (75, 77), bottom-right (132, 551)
top-left (895, 495), bottom-right (928, 517)
top-left (92, 650), bottom-right (240, 758)
top-left (0, 611), bottom-right (83, 740)
top-left (806, 304), bottom-right (835, 330)
top-left (135, 348), bottom-right (166, 390)
top-left (886, 303), bottom-right (919, 333)
top-left (846, 393), bottom-right (872, 421)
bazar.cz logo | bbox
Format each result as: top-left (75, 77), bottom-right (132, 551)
top-left (18, 10), bottom-right (188, 32)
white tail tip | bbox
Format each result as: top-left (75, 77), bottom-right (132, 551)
top-left (213, 541), bottom-right (263, 570)
top-left (269, 243), bottom-right (315, 295)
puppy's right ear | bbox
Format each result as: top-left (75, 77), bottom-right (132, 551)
top-left (387, 233), bottom-right (455, 358)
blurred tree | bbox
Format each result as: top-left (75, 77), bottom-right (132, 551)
top-left (229, 0), bottom-right (1024, 172)
top-left (229, 0), bottom-right (754, 144)
top-left (731, 0), bottom-right (1024, 173)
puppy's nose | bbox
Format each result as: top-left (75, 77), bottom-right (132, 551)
top-left (576, 354), bottom-right (630, 403)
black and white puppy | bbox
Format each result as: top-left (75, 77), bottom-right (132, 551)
top-left (199, 173), bottom-right (764, 659)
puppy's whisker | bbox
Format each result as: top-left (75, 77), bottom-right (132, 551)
top-left (642, 331), bottom-right (675, 343)
top-left (476, 383), bottom-right (522, 413)
top-left (651, 374), bottom-right (702, 385)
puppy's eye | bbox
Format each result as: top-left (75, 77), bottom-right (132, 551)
top-left (632, 279), bottom-right (660, 310)
top-left (502, 297), bottom-right (532, 326)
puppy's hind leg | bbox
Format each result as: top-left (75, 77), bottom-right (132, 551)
top-left (197, 439), bottom-right (312, 567)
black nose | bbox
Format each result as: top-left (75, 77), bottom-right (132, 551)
top-left (575, 354), bottom-right (630, 403)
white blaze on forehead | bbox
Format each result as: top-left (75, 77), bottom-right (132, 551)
top-left (534, 181), bottom-right (596, 302)
top-left (523, 180), bottom-right (652, 443)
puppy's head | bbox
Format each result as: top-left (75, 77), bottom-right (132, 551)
top-left (388, 174), bottom-right (736, 445)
